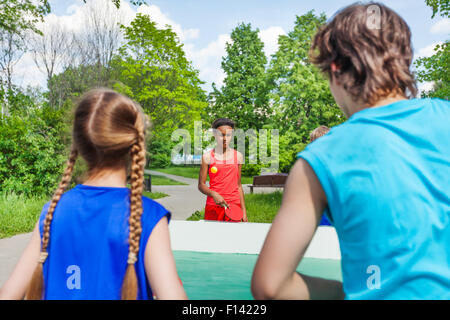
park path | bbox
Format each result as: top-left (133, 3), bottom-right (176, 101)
top-left (0, 170), bottom-right (282, 287)
top-left (144, 169), bottom-right (205, 221)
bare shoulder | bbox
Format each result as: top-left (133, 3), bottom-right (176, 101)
top-left (202, 151), bottom-right (211, 165)
top-left (236, 150), bottom-right (244, 164)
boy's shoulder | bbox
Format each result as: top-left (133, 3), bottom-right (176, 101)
top-left (297, 120), bottom-right (378, 161)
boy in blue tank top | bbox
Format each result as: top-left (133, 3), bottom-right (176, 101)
top-left (252, 3), bottom-right (449, 300)
top-left (0, 89), bottom-right (187, 300)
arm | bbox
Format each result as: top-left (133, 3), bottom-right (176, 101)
top-left (198, 153), bottom-right (228, 208)
top-left (144, 216), bottom-right (187, 300)
top-left (251, 158), bottom-right (344, 300)
top-left (237, 152), bottom-right (247, 222)
top-left (0, 221), bottom-right (41, 300)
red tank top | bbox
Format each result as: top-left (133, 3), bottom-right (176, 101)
top-left (206, 148), bottom-right (241, 206)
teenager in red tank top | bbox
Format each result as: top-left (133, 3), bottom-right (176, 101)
top-left (198, 118), bottom-right (247, 222)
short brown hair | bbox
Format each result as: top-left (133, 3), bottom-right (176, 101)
top-left (310, 2), bottom-right (417, 105)
top-left (310, 125), bottom-right (330, 142)
top-left (212, 118), bottom-right (235, 129)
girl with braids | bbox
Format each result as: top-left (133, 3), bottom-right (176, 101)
top-left (0, 89), bottom-right (187, 300)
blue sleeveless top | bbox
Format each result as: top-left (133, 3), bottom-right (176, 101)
top-left (297, 98), bottom-right (450, 299)
top-left (38, 184), bottom-right (171, 300)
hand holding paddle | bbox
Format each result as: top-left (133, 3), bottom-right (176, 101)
top-left (212, 191), bottom-right (229, 209)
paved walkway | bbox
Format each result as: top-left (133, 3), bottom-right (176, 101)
top-left (145, 169), bottom-right (205, 221)
top-left (0, 170), bottom-right (283, 287)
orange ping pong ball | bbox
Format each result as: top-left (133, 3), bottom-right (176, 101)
top-left (211, 166), bottom-right (218, 174)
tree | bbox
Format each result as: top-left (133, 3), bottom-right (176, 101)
top-left (0, 0), bottom-right (50, 35)
top-left (267, 11), bottom-right (344, 142)
top-left (112, 14), bottom-right (207, 166)
top-left (83, 0), bottom-right (147, 8)
top-left (30, 21), bottom-right (69, 84)
top-left (0, 85), bottom-right (71, 195)
top-left (207, 23), bottom-right (270, 131)
top-left (48, 63), bottom-right (113, 109)
top-left (78, 0), bottom-right (124, 72)
top-left (0, 28), bottom-right (27, 117)
top-left (425, 0), bottom-right (450, 18)
top-left (46, 0), bottom-right (125, 108)
top-left (414, 1), bottom-right (449, 100)
top-left (0, 28), bottom-right (26, 92)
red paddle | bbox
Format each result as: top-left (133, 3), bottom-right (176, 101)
top-left (223, 202), bottom-right (243, 221)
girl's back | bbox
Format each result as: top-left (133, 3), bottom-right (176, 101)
top-left (38, 184), bottom-right (170, 299)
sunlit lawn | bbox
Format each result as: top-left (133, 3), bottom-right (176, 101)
top-left (187, 191), bottom-right (283, 223)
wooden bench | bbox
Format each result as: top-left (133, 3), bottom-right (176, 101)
top-left (248, 173), bottom-right (288, 194)
top-left (144, 173), bottom-right (152, 192)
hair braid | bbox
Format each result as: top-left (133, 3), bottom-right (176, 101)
top-left (25, 147), bottom-right (78, 300)
top-left (121, 114), bottom-right (146, 300)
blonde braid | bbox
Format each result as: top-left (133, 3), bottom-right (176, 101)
top-left (121, 113), bottom-right (146, 300)
top-left (25, 147), bottom-right (78, 300)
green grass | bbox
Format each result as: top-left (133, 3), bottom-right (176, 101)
top-left (244, 191), bottom-right (283, 223)
top-left (187, 191), bottom-right (283, 223)
top-left (143, 191), bottom-right (168, 199)
top-left (152, 166), bottom-right (254, 184)
top-left (0, 193), bottom-right (48, 239)
top-left (149, 174), bottom-right (187, 186)
top-left (152, 166), bottom-right (201, 179)
top-left (187, 209), bottom-right (205, 221)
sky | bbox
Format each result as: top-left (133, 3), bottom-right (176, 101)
top-left (13, 0), bottom-right (450, 93)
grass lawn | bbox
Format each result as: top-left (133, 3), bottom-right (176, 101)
top-left (142, 191), bottom-right (168, 200)
top-left (0, 190), bottom-right (168, 239)
top-left (148, 174), bottom-right (187, 186)
top-left (152, 166), bottom-right (254, 184)
top-left (187, 191), bottom-right (283, 223)
top-left (0, 193), bottom-right (48, 239)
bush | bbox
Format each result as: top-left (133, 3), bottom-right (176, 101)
top-left (148, 133), bottom-right (174, 168)
top-left (241, 163), bottom-right (261, 176)
top-left (0, 91), bottom-right (72, 195)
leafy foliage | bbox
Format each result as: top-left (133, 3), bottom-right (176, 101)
top-left (0, 87), bottom-right (71, 195)
top-left (425, 0), bottom-right (450, 18)
top-left (112, 14), bottom-right (207, 167)
top-left (0, 0), bottom-right (50, 35)
top-left (48, 64), bottom-right (111, 108)
top-left (414, 41), bottom-right (449, 99)
top-left (267, 11), bottom-right (344, 142)
top-left (207, 23), bottom-right (270, 131)
top-left (415, 1), bottom-right (449, 100)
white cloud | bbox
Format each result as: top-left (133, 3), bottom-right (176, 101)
top-left (13, 1), bottom-right (200, 88)
top-left (416, 41), bottom-right (443, 58)
top-left (259, 26), bottom-right (285, 59)
top-left (135, 4), bottom-right (200, 41)
top-left (185, 34), bottom-right (231, 89)
top-left (417, 81), bottom-right (435, 96)
top-left (430, 18), bottom-right (450, 34)
top-left (185, 26), bottom-right (285, 91)
top-left (12, 1), bottom-right (282, 93)
top-left (13, 52), bottom-right (47, 89)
